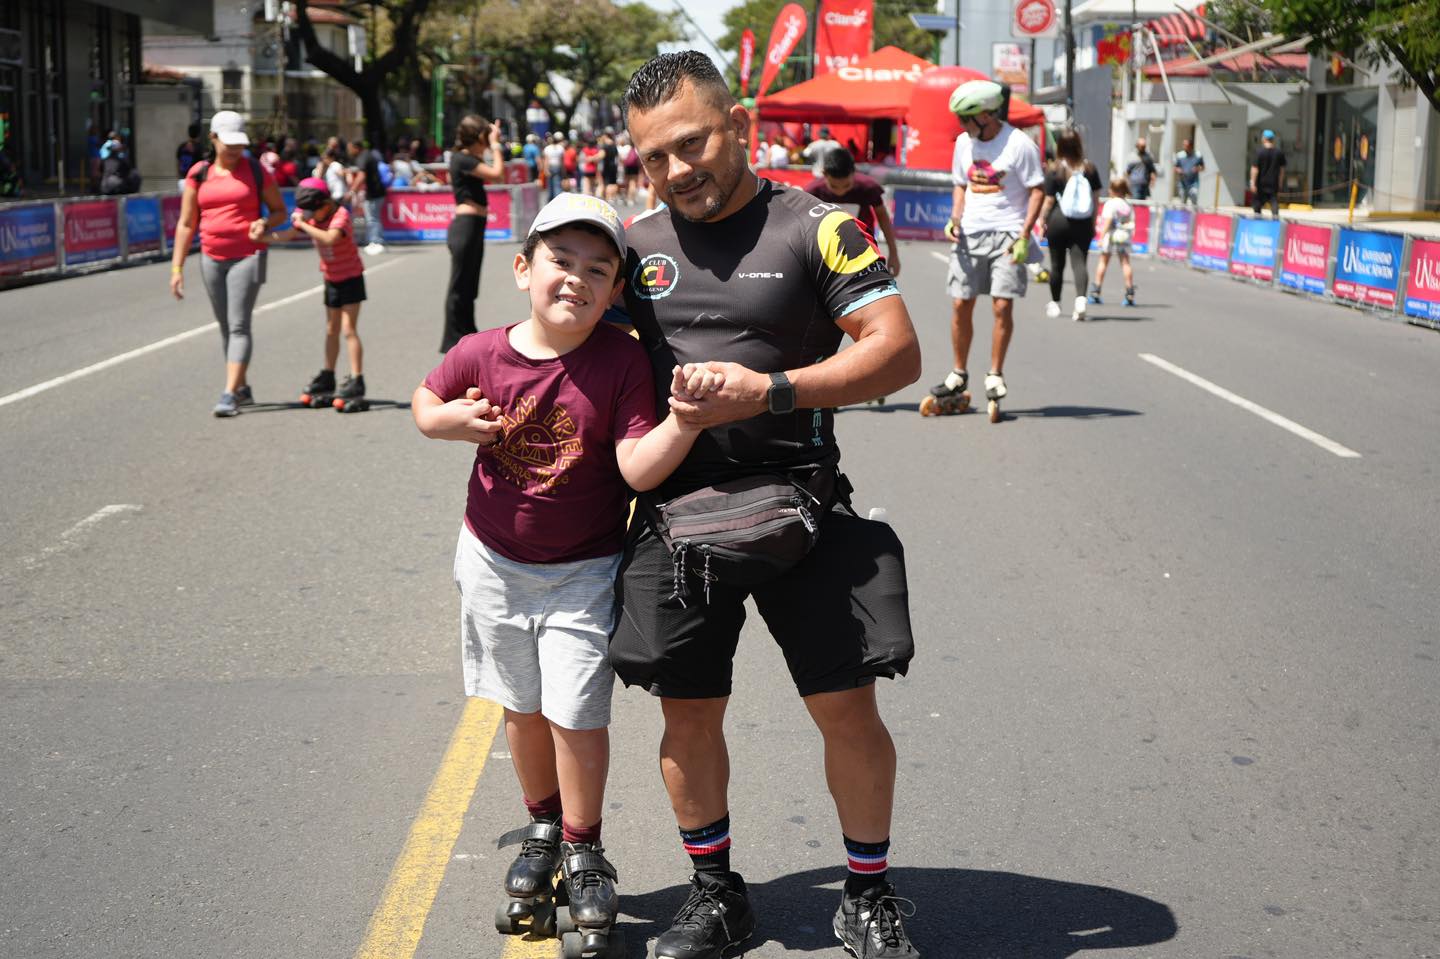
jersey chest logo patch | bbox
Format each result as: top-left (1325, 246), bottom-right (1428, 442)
top-left (633, 253), bottom-right (680, 300)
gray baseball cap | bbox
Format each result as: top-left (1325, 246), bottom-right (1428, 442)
top-left (528, 192), bottom-right (626, 259)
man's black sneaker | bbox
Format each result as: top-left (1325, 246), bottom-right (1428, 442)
top-left (833, 882), bottom-right (919, 958)
top-left (653, 871), bottom-right (756, 958)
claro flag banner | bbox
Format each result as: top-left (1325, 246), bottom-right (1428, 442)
top-left (740, 29), bottom-right (756, 96)
top-left (815, 0), bottom-right (873, 76)
top-left (759, 3), bottom-right (809, 97)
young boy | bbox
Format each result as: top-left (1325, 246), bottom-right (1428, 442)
top-left (273, 176), bottom-right (368, 408)
top-left (411, 193), bottom-right (717, 939)
top-left (1091, 177), bottom-right (1137, 307)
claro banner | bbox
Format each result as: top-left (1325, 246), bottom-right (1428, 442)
top-left (758, 3), bottom-right (809, 97)
top-left (815, 0), bottom-right (873, 76)
top-left (740, 29), bottom-right (756, 96)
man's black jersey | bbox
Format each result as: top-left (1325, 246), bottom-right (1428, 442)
top-left (621, 178), bottom-right (898, 493)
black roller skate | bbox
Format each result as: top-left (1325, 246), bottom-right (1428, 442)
top-left (332, 374), bottom-right (368, 413)
top-left (1124, 286), bottom-right (1137, 307)
top-left (653, 871), bottom-right (755, 959)
top-left (554, 842), bottom-right (625, 958)
top-left (833, 882), bottom-right (920, 958)
top-left (299, 369), bottom-right (336, 408)
top-left (493, 821), bottom-right (564, 938)
top-left (918, 369), bottom-right (971, 417)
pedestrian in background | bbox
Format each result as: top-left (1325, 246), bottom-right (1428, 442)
top-left (804, 147), bottom-right (901, 278)
top-left (1091, 177), bottom-right (1137, 307)
top-left (1126, 137), bottom-right (1157, 200)
top-left (1039, 128), bottom-right (1101, 322)
top-left (1173, 138), bottom-right (1204, 206)
top-left (1250, 130), bottom-right (1286, 218)
top-left (441, 114), bottom-right (506, 353)
top-left (348, 139), bottom-right (390, 254)
top-left (176, 123), bottom-right (203, 184)
top-left (168, 110), bottom-right (287, 417)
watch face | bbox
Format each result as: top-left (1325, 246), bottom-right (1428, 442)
top-left (768, 374), bottom-right (796, 414)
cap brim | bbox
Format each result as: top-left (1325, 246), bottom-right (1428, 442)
top-left (216, 131), bottom-right (250, 146)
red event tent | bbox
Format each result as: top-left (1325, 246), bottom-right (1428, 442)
top-left (757, 46), bottom-right (934, 122)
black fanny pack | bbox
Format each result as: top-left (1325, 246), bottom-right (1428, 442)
top-left (642, 465), bottom-right (849, 605)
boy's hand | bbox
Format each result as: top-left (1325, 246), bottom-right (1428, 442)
top-left (460, 387), bottom-right (503, 446)
top-left (671, 363), bottom-right (725, 401)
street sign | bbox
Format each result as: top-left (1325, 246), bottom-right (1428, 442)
top-left (1012, 0), bottom-right (1058, 39)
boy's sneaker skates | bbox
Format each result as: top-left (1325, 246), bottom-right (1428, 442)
top-left (834, 883), bottom-right (920, 958)
top-left (653, 871), bottom-right (755, 958)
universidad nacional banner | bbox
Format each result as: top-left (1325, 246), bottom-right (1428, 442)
top-left (1189, 212), bottom-right (1232, 271)
top-left (64, 200), bottom-right (121, 266)
top-left (1228, 217), bottom-right (1280, 282)
top-left (1332, 228), bottom-right (1404, 308)
top-left (1277, 222), bottom-right (1331, 295)
top-left (1402, 238), bottom-right (1440, 323)
top-left (0, 203), bottom-right (59, 276)
top-left (1157, 208), bottom-right (1191, 262)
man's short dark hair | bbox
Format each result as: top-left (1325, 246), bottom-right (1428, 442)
top-left (821, 147), bottom-right (854, 179)
top-left (622, 51), bottom-right (734, 126)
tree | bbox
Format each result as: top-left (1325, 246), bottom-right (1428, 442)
top-left (1260, 0), bottom-right (1439, 112)
top-left (293, 0), bottom-right (434, 147)
top-left (719, 0), bottom-right (944, 96)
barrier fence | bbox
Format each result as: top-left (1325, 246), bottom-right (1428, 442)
top-left (0, 183), bottom-right (542, 287)
top-left (881, 174), bottom-right (1439, 332)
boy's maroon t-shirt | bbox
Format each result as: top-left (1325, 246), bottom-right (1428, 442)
top-left (424, 322), bottom-right (659, 564)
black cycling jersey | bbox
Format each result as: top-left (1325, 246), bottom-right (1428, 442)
top-left (621, 178), bottom-right (898, 493)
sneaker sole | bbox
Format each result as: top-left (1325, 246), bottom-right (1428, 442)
top-left (213, 409), bottom-right (238, 417)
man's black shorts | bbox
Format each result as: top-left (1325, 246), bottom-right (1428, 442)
top-left (610, 510), bottom-right (914, 699)
top-left (324, 274), bottom-right (366, 308)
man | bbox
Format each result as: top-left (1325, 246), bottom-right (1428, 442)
top-left (348, 139), bottom-right (387, 254)
top-left (1250, 129), bottom-right (1286, 218)
top-left (802, 124), bottom-right (843, 173)
top-left (1126, 136), bottom-right (1157, 201)
top-left (1173, 138), bottom-right (1204, 206)
top-left (522, 132), bottom-right (542, 181)
top-left (99, 133), bottom-right (141, 195)
top-left (615, 50), bottom-right (923, 959)
top-left (925, 79), bottom-right (1044, 420)
top-left (804, 147), bottom-right (901, 279)
top-left (176, 123), bottom-right (203, 183)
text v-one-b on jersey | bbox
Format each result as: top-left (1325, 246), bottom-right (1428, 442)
top-left (620, 179), bottom-right (899, 493)
top-left (950, 122), bottom-right (1045, 235)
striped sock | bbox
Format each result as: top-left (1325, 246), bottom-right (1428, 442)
top-left (680, 815), bottom-right (732, 878)
top-left (843, 835), bottom-right (890, 895)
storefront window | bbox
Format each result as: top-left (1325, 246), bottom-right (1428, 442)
top-left (1313, 89), bottom-right (1378, 207)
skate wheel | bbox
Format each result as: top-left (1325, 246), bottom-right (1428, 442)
top-left (494, 902), bottom-right (519, 935)
top-left (555, 908), bottom-right (577, 936)
top-left (560, 930), bottom-right (585, 959)
top-left (299, 393), bottom-right (312, 406)
top-left (988, 399), bottom-right (1001, 423)
top-left (332, 397), bottom-right (345, 410)
top-left (918, 395), bottom-right (938, 416)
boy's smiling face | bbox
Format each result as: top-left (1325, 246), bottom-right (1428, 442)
top-left (514, 226), bottom-right (623, 336)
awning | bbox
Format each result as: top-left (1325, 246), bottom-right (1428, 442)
top-left (1072, 0), bottom-right (1203, 20)
top-left (757, 46), bottom-right (934, 122)
top-left (1141, 34), bottom-right (1308, 77)
top-left (1144, 6), bottom-right (1206, 48)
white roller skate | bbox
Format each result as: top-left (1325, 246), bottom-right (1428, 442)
top-left (1072, 295), bottom-right (1088, 322)
top-left (983, 371), bottom-right (1007, 424)
top-left (1045, 300), bottom-right (1061, 319)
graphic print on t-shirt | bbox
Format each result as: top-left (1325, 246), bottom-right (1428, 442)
top-left (632, 252), bottom-right (681, 300)
top-left (966, 158), bottom-right (1004, 194)
top-left (815, 208), bottom-right (880, 275)
top-left (492, 395), bottom-right (583, 495)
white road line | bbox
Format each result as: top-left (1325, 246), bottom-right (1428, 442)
top-left (1139, 353), bottom-right (1361, 459)
top-left (0, 257), bottom-right (403, 411)
top-left (21, 504), bottom-right (143, 570)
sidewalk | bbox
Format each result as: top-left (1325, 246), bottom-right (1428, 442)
top-left (1216, 204), bottom-right (1440, 240)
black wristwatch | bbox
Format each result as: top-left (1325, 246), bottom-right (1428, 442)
top-left (767, 371), bottom-right (796, 415)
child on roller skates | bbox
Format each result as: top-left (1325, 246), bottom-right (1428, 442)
top-left (271, 177), bottom-right (368, 410)
top-left (412, 194), bottom-right (716, 954)
top-left (1091, 177), bottom-right (1137, 308)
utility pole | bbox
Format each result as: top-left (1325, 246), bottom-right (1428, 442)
top-left (954, 0), bottom-right (962, 67)
top-left (1064, 0), bottom-right (1074, 121)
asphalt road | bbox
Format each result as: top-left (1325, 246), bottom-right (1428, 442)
top-left (2, 232), bottom-right (1437, 959)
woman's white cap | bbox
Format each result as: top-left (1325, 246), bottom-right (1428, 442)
top-left (210, 111), bottom-right (250, 146)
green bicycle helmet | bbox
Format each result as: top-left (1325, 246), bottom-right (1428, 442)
top-left (948, 80), bottom-right (1005, 118)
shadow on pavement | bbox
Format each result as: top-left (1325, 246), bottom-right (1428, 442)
top-left (1004, 405), bottom-right (1140, 420)
top-left (237, 399), bottom-right (412, 414)
top-left (837, 401), bottom-right (921, 414)
top-left (1081, 313), bottom-right (1155, 322)
top-left (616, 866), bottom-right (1177, 957)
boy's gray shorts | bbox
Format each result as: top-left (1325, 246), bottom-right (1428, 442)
top-left (453, 525), bottom-right (620, 730)
top-left (947, 230), bottom-right (1029, 301)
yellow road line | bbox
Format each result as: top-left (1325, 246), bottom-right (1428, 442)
top-left (354, 697), bottom-right (505, 959)
top-left (499, 934), bottom-right (560, 958)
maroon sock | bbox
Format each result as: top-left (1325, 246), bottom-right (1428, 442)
top-left (523, 790), bottom-right (562, 824)
top-left (562, 817), bottom-right (602, 845)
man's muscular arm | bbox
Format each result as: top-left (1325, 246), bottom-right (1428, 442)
top-left (667, 295), bottom-right (922, 428)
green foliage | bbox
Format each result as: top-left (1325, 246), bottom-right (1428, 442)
top-left (1260, 0), bottom-right (1439, 111)
top-left (1206, 0), bottom-right (1274, 44)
